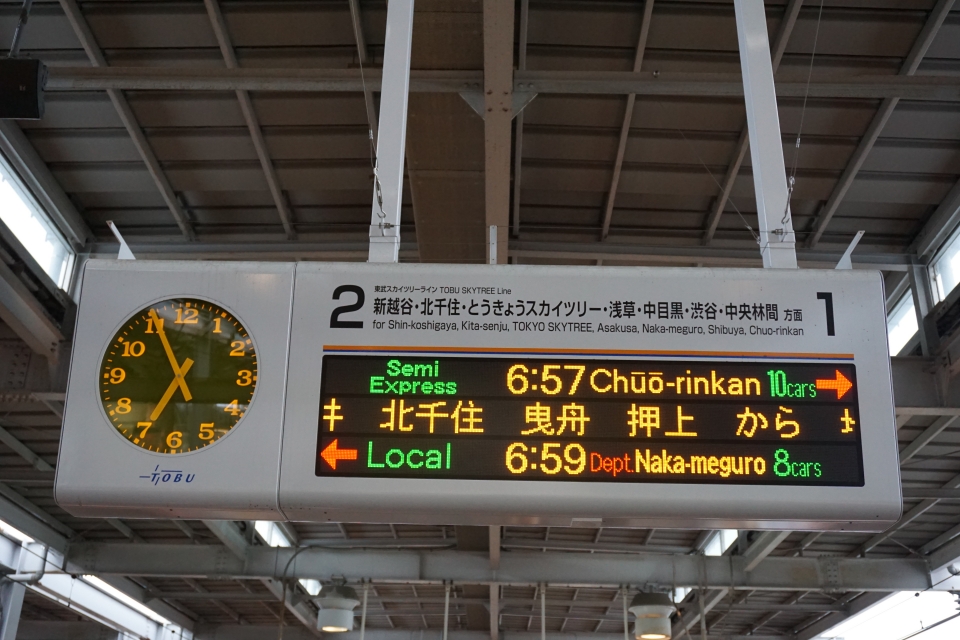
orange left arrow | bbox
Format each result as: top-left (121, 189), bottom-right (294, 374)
top-left (321, 439), bottom-right (358, 470)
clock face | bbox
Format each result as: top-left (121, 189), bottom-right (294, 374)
top-left (99, 298), bottom-right (258, 454)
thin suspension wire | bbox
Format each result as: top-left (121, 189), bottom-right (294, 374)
top-left (785, 0), bottom-right (827, 224)
top-left (654, 101), bottom-right (759, 244)
top-left (351, 7), bottom-right (386, 226)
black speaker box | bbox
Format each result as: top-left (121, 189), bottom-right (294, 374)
top-left (0, 58), bottom-right (47, 120)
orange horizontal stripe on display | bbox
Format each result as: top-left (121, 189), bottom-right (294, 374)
top-left (323, 345), bottom-right (854, 360)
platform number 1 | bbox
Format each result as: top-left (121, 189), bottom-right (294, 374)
top-left (817, 292), bottom-right (835, 336)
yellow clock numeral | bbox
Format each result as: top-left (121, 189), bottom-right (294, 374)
top-left (121, 341), bottom-right (145, 357)
top-left (102, 298), bottom-right (257, 455)
top-left (145, 317), bottom-right (163, 334)
top-left (176, 307), bottom-right (199, 324)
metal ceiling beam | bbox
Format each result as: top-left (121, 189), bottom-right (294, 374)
top-left (43, 67), bottom-right (960, 100)
top-left (82, 237), bottom-right (913, 269)
top-left (702, 0), bottom-right (802, 245)
top-left (0, 490), bottom-right (68, 552)
top-left (902, 488), bottom-right (960, 500)
top-left (515, 71), bottom-right (960, 100)
top-left (0, 258), bottom-right (63, 358)
top-left (0, 491), bottom-right (193, 629)
top-left (83, 237), bottom-right (912, 269)
top-left (195, 630), bottom-right (786, 640)
top-left (673, 589), bottom-right (727, 636)
top-left (14, 620), bottom-right (119, 640)
top-left (142, 593), bottom-right (840, 613)
top-left (805, 0), bottom-right (955, 248)
top-left (742, 531), bottom-right (792, 572)
top-left (509, 241), bottom-right (912, 270)
top-left (57, 0), bottom-right (195, 241)
top-left (927, 525), bottom-right (960, 571)
top-left (908, 178), bottom-right (960, 261)
top-left (898, 415), bottom-right (960, 463)
top-left (484, 0), bottom-right (515, 264)
top-left (64, 544), bottom-right (933, 592)
top-left (0, 425), bottom-right (53, 472)
top-left (0, 121), bottom-right (91, 250)
top-left (203, 521), bottom-right (319, 636)
top-left (511, 0), bottom-right (530, 239)
top-left (792, 591), bottom-right (890, 640)
top-left (859, 470), bottom-right (960, 555)
top-left (600, 0), bottom-right (654, 241)
top-left (203, 0), bottom-right (297, 240)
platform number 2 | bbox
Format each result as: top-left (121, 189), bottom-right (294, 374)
top-left (330, 285), bottom-right (365, 329)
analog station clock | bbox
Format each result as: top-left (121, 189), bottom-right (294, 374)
top-left (99, 298), bottom-right (258, 454)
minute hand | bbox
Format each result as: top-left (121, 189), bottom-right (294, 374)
top-left (149, 309), bottom-right (192, 401)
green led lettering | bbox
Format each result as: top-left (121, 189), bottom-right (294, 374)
top-left (408, 449), bottom-right (424, 468)
top-left (367, 441), bottom-right (384, 468)
top-left (774, 448), bottom-right (822, 479)
top-left (447, 381), bottom-right (457, 394)
top-left (386, 449), bottom-right (405, 468)
top-left (426, 449), bottom-right (442, 469)
top-left (774, 449), bottom-right (790, 476)
top-left (446, 442), bottom-right (451, 469)
top-left (387, 359), bottom-right (401, 376)
top-left (370, 376), bottom-right (384, 393)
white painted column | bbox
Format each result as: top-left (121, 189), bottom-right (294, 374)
top-left (368, 0), bottom-right (415, 263)
top-left (0, 580), bottom-right (25, 640)
top-left (733, 0), bottom-right (797, 269)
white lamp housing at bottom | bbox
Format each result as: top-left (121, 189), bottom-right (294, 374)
top-left (629, 592), bottom-right (676, 640)
top-left (316, 585), bottom-right (360, 632)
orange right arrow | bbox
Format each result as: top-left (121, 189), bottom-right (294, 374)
top-left (816, 370), bottom-right (853, 399)
top-left (321, 439), bottom-right (358, 470)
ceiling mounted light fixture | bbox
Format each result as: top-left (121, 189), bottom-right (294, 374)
top-left (629, 592), bottom-right (676, 640)
top-left (316, 584), bottom-right (360, 632)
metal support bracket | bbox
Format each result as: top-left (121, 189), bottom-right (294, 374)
top-left (459, 90), bottom-right (537, 120)
top-left (367, 0), bottom-right (415, 264)
top-left (835, 230), bottom-right (865, 270)
top-left (733, 0), bottom-right (797, 269)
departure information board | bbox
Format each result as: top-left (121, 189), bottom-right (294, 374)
top-left (316, 355), bottom-right (863, 486)
top-left (58, 261), bottom-right (900, 529)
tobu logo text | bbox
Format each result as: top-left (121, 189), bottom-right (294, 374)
top-left (138, 465), bottom-right (196, 485)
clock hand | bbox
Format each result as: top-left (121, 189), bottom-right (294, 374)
top-left (149, 358), bottom-right (195, 422)
top-left (149, 309), bottom-right (192, 401)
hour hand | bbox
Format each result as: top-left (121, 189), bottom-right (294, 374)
top-left (150, 358), bottom-right (195, 422)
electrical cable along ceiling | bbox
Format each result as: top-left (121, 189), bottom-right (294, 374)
top-left (2, 1), bottom-right (960, 639)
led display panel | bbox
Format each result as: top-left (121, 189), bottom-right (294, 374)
top-left (316, 356), bottom-right (862, 486)
top-left (280, 263), bottom-right (900, 531)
